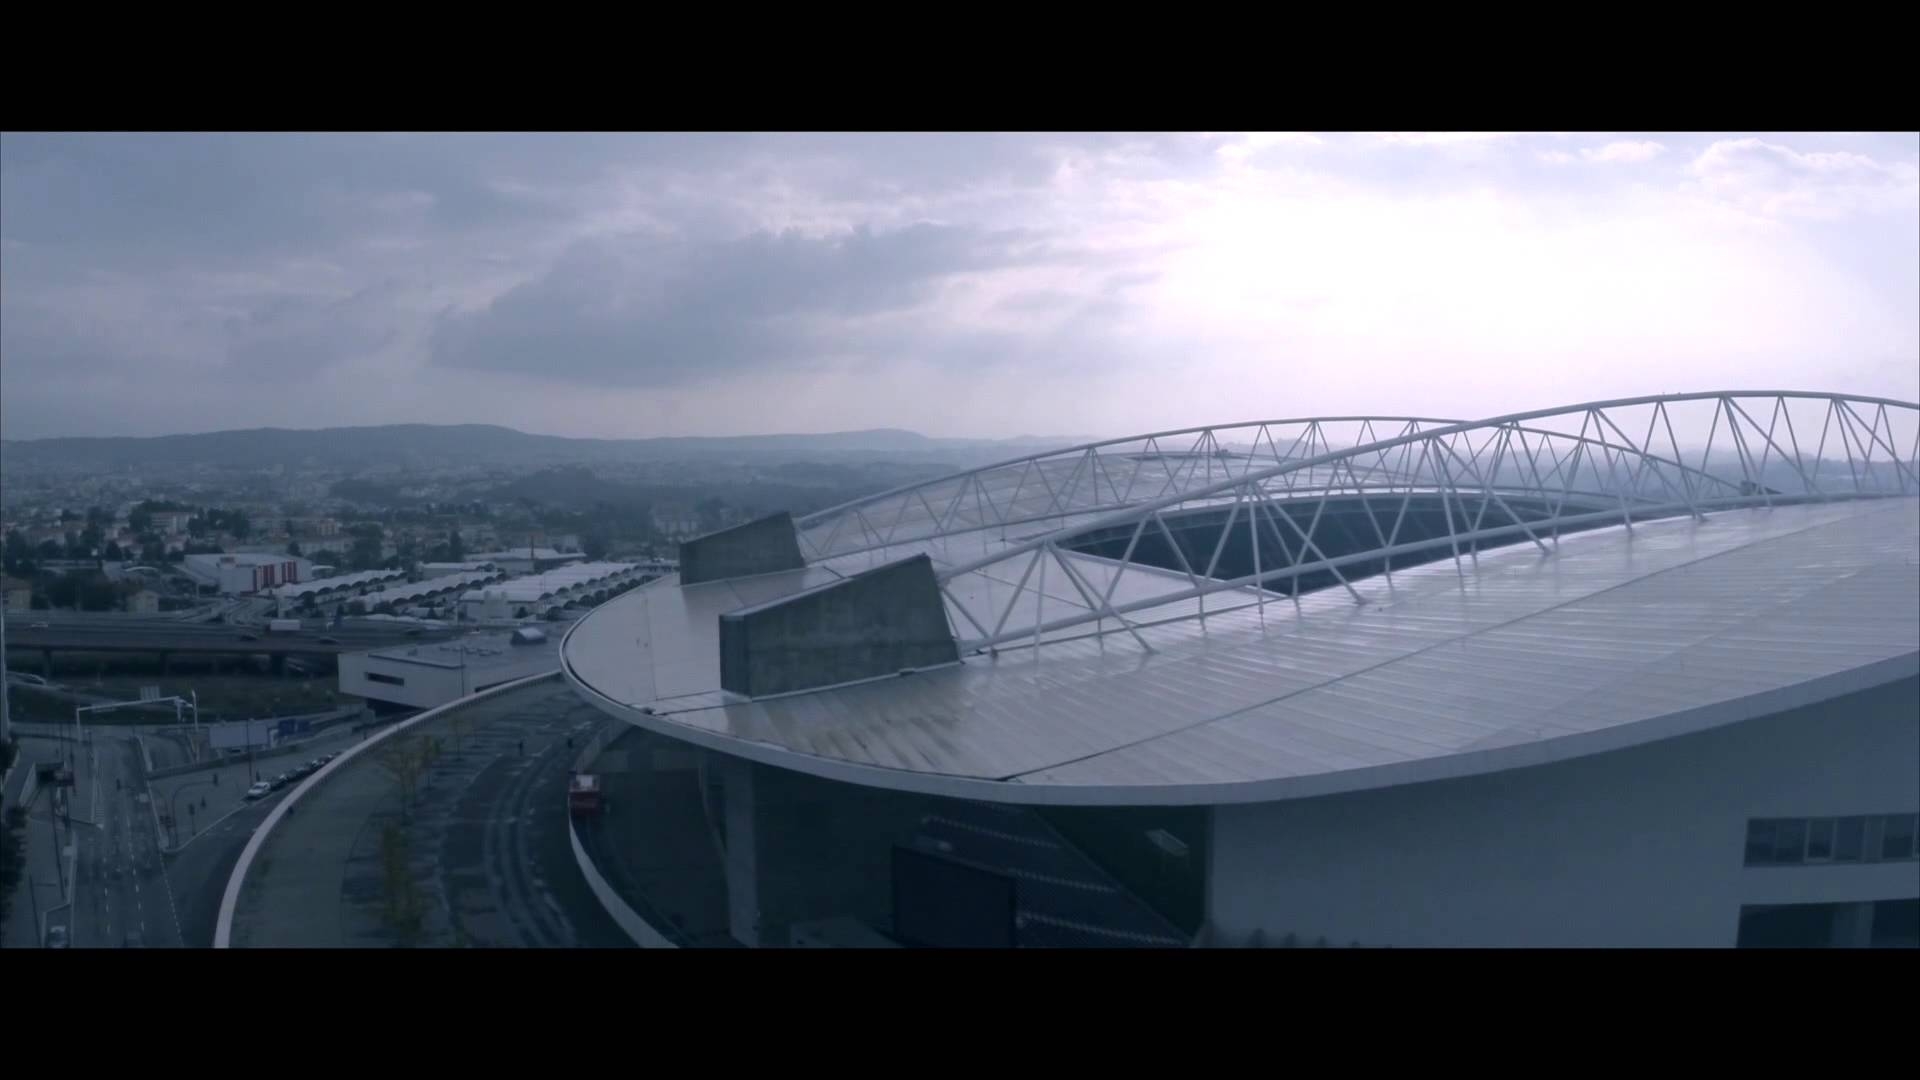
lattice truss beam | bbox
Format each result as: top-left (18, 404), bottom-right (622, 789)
top-left (794, 393), bottom-right (1919, 655)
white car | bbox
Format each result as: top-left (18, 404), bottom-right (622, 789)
top-left (244, 781), bottom-right (273, 801)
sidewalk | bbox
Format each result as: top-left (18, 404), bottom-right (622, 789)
top-left (229, 680), bottom-right (606, 948)
top-left (2, 736), bottom-right (77, 949)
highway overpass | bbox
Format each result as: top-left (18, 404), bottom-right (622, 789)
top-left (3, 614), bottom-right (459, 672)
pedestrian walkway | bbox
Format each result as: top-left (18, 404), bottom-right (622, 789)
top-left (2, 736), bottom-right (77, 949)
top-left (228, 679), bottom-right (624, 948)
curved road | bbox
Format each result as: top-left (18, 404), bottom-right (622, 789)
top-left (420, 686), bottom-right (630, 947)
top-left (226, 680), bottom-right (629, 948)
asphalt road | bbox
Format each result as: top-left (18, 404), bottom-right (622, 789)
top-left (163, 785), bottom-right (289, 947)
top-left (399, 687), bottom-right (630, 947)
top-left (9, 722), bottom-right (365, 948)
top-left (62, 730), bottom-right (186, 949)
top-left (148, 722), bottom-right (378, 947)
top-left (5, 615), bottom-right (457, 655)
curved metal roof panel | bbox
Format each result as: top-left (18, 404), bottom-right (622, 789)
top-left (564, 497), bottom-right (1919, 804)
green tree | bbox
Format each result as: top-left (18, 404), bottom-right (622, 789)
top-left (228, 511), bottom-right (252, 540)
top-left (446, 531), bottom-right (465, 562)
top-left (3, 529), bottom-right (34, 576)
top-left (287, 540), bottom-right (303, 558)
top-left (77, 574), bottom-right (119, 611)
top-left (104, 541), bottom-right (125, 561)
top-left (349, 525), bottom-right (384, 571)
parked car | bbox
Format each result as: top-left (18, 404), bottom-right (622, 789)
top-left (245, 780), bottom-right (273, 800)
top-left (269, 773), bottom-right (292, 790)
top-left (238, 632), bottom-right (260, 642)
top-left (45, 925), bottom-right (69, 949)
top-left (29, 622), bottom-right (50, 630)
top-left (317, 636), bottom-right (341, 645)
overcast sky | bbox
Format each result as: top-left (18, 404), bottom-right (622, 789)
top-left (2, 132), bottom-right (1915, 442)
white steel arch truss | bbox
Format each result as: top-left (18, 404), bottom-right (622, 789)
top-left (796, 392), bottom-right (1920, 656)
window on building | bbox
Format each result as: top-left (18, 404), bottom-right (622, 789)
top-left (1863, 816), bottom-right (1885, 862)
top-left (1806, 818), bottom-right (1835, 861)
top-left (1745, 813), bottom-right (1920, 867)
top-left (1882, 814), bottom-right (1917, 861)
top-left (1835, 816), bottom-right (1867, 862)
top-left (1773, 819), bottom-right (1807, 864)
top-left (366, 672), bottom-right (405, 686)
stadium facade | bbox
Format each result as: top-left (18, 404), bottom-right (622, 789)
top-left (563, 392), bottom-right (1920, 948)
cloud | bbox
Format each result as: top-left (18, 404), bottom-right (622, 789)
top-left (1538, 140), bottom-right (1667, 166)
top-left (1687, 137), bottom-right (1920, 220)
top-left (1215, 132), bottom-right (1324, 163)
top-left (1, 132), bottom-right (1914, 441)
top-left (428, 223), bottom-right (1077, 386)
top-left (1372, 132), bottom-right (1518, 147)
top-left (222, 284), bottom-right (407, 377)
top-left (1584, 140), bottom-right (1667, 163)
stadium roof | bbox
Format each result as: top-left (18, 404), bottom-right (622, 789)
top-left (568, 498), bottom-right (1918, 804)
top-left (563, 392), bottom-right (1920, 806)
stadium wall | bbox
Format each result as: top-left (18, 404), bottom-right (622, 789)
top-left (1206, 676), bottom-right (1920, 947)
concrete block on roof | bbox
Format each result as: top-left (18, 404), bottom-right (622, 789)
top-left (719, 554), bottom-right (959, 698)
top-left (679, 512), bottom-right (807, 586)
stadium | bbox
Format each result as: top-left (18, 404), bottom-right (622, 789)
top-left (561, 392), bottom-right (1920, 948)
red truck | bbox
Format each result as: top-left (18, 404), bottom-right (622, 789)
top-left (568, 773), bottom-right (604, 818)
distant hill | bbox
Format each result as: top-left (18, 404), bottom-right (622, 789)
top-left (0, 423), bottom-right (1098, 471)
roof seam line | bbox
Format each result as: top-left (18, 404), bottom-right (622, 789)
top-left (1000, 503), bottom-right (1895, 783)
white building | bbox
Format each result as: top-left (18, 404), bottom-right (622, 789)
top-left (558, 393), bottom-right (1920, 949)
top-left (418, 561), bottom-right (501, 579)
top-left (456, 561), bottom-right (654, 622)
top-left (464, 548), bottom-right (586, 576)
top-left (339, 630), bottom-right (560, 710)
top-left (359, 569), bottom-right (508, 613)
top-left (264, 567), bottom-right (406, 613)
top-left (182, 552), bottom-right (311, 595)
